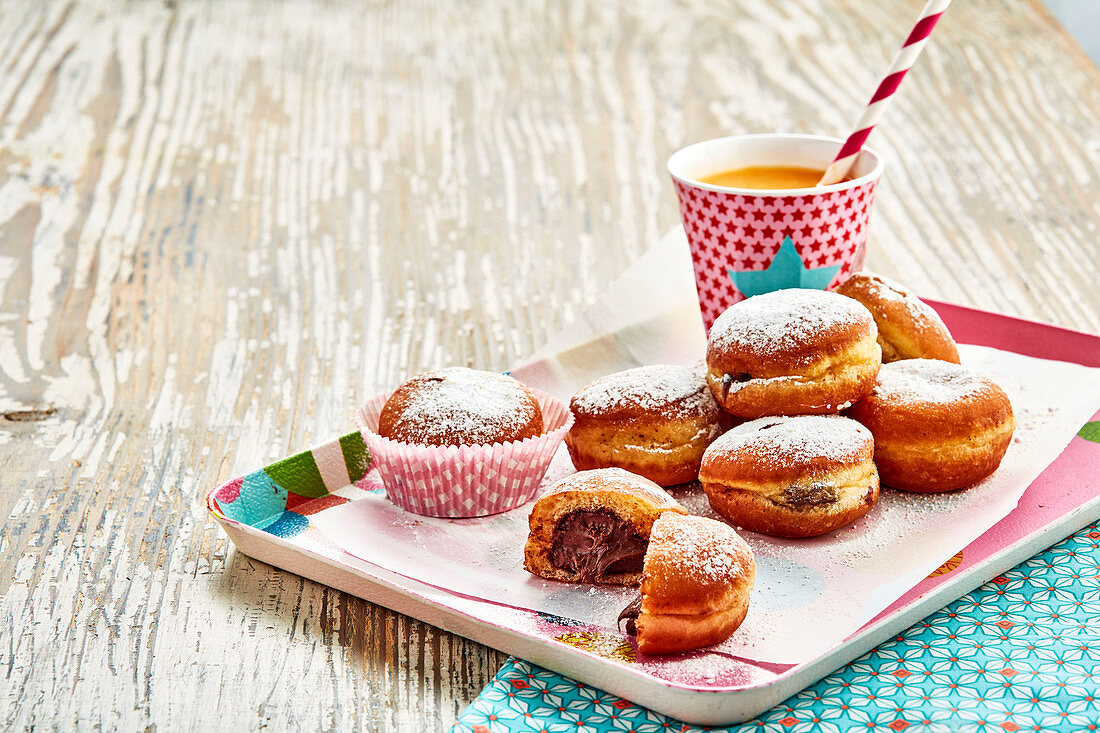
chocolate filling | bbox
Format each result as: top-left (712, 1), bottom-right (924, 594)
top-left (720, 372), bottom-right (752, 400)
top-left (618, 595), bottom-right (642, 636)
top-left (549, 509), bottom-right (647, 582)
top-left (776, 482), bottom-right (838, 508)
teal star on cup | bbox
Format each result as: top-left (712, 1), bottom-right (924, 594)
top-left (728, 235), bottom-right (841, 298)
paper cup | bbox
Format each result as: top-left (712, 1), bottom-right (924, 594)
top-left (356, 387), bottom-right (573, 518)
top-left (668, 133), bottom-right (885, 330)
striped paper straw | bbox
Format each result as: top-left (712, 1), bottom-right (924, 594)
top-left (819, 0), bottom-right (952, 186)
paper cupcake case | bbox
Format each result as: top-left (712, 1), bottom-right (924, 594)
top-left (206, 301), bottom-right (1100, 726)
top-left (355, 388), bottom-right (573, 518)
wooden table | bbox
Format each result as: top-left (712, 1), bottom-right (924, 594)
top-left (1, 0), bottom-right (1097, 729)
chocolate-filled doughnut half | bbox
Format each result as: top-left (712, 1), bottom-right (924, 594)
top-left (848, 359), bottom-right (1015, 492)
top-left (378, 367), bottom-right (543, 446)
top-left (523, 468), bottom-right (688, 585)
top-left (835, 273), bottom-right (960, 364)
top-left (565, 364), bottom-right (729, 486)
top-left (705, 289), bottom-right (882, 418)
top-left (618, 513), bottom-right (755, 655)
top-left (699, 415), bottom-right (879, 538)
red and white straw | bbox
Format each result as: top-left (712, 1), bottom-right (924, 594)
top-left (819, 0), bottom-right (952, 186)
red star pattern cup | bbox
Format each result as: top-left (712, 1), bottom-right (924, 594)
top-left (668, 134), bottom-right (885, 330)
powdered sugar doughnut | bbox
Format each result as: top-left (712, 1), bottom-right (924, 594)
top-left (618, 512), bottom-right (755, 655)
top-left (835, 273), bottom-right (960, 363)
top-left (378, 367), bottom-right (544, 446)
top-left (699, 415), bottom-right (880, 537)
top-left (565, 364), bottom-right (729, 486)
top-left (705, 289), bottom-right (882, 418)
top-left (848, 359), bottom-right (1015, 492)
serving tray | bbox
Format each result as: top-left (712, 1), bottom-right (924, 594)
top-left (205, 301), bottom-right (1100, 726)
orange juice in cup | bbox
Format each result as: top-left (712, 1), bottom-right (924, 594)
top-left (668, 133), bottom-right (885, 330)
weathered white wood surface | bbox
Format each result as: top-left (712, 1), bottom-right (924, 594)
top-left (0, 0), bottom-right (1097, 729)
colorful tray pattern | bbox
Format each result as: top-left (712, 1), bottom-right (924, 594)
top-left (208, 431), bottom-right (373, 535)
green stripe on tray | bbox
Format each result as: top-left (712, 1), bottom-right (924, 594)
top-left (1079, 421), bottom-right (1100, 444)
top-left (264, 449), bottom-right (328, 498)
top-left (339, 431), bottom-right (371, 482)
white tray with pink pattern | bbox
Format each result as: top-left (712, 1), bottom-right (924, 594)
top-left (207, 298), bottom-right (1100, 726)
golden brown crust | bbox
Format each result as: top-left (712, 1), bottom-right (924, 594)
top-left (634, 513), bottom-right (755, 655)
top-left (848, 360), bottom-right (1016, 492)
top-left (871, 433), bottom-right (1014, 493)
top-left (565, 364), bottom-right (728, 486)
top-left (703, 475), bottom-right (879, 538)
top-left (705, 289), bottom-right (882, 417)
top-left (565, 427), bottom-right (711, 486)
top-left (378, 367), bottom-right (543, 446)
top-left (523, 469), bottom-right (687, 585)
top-left (698, 415), bottom-right (880, 537)
top-left (636, 604), bottom-right (751, 657)
top-left (835, 273), bottom-right (960, 364)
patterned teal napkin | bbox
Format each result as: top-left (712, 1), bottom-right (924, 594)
top-left (453, 518), bottom-right (1100, 732)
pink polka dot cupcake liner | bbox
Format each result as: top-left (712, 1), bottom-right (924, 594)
top-left (356, 387), bottom-right (573, 518)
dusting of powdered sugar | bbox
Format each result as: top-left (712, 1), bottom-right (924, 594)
top-left (548, 467), bottom-right (678, 506)
top-left (704, 415), bottom-right (872, 466)
top-left (871, 359), bottom-right (990, 404)
top-left (708, 288), bottom-right (872, 354)
top-left (384, 367), bottom-right (539, 445)
top-left (652, 514), bottom-right (749, 584)
top-left (571, 363), bottom-right (718, 418)
top-left (861, 273), bottom-right (949, 334)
